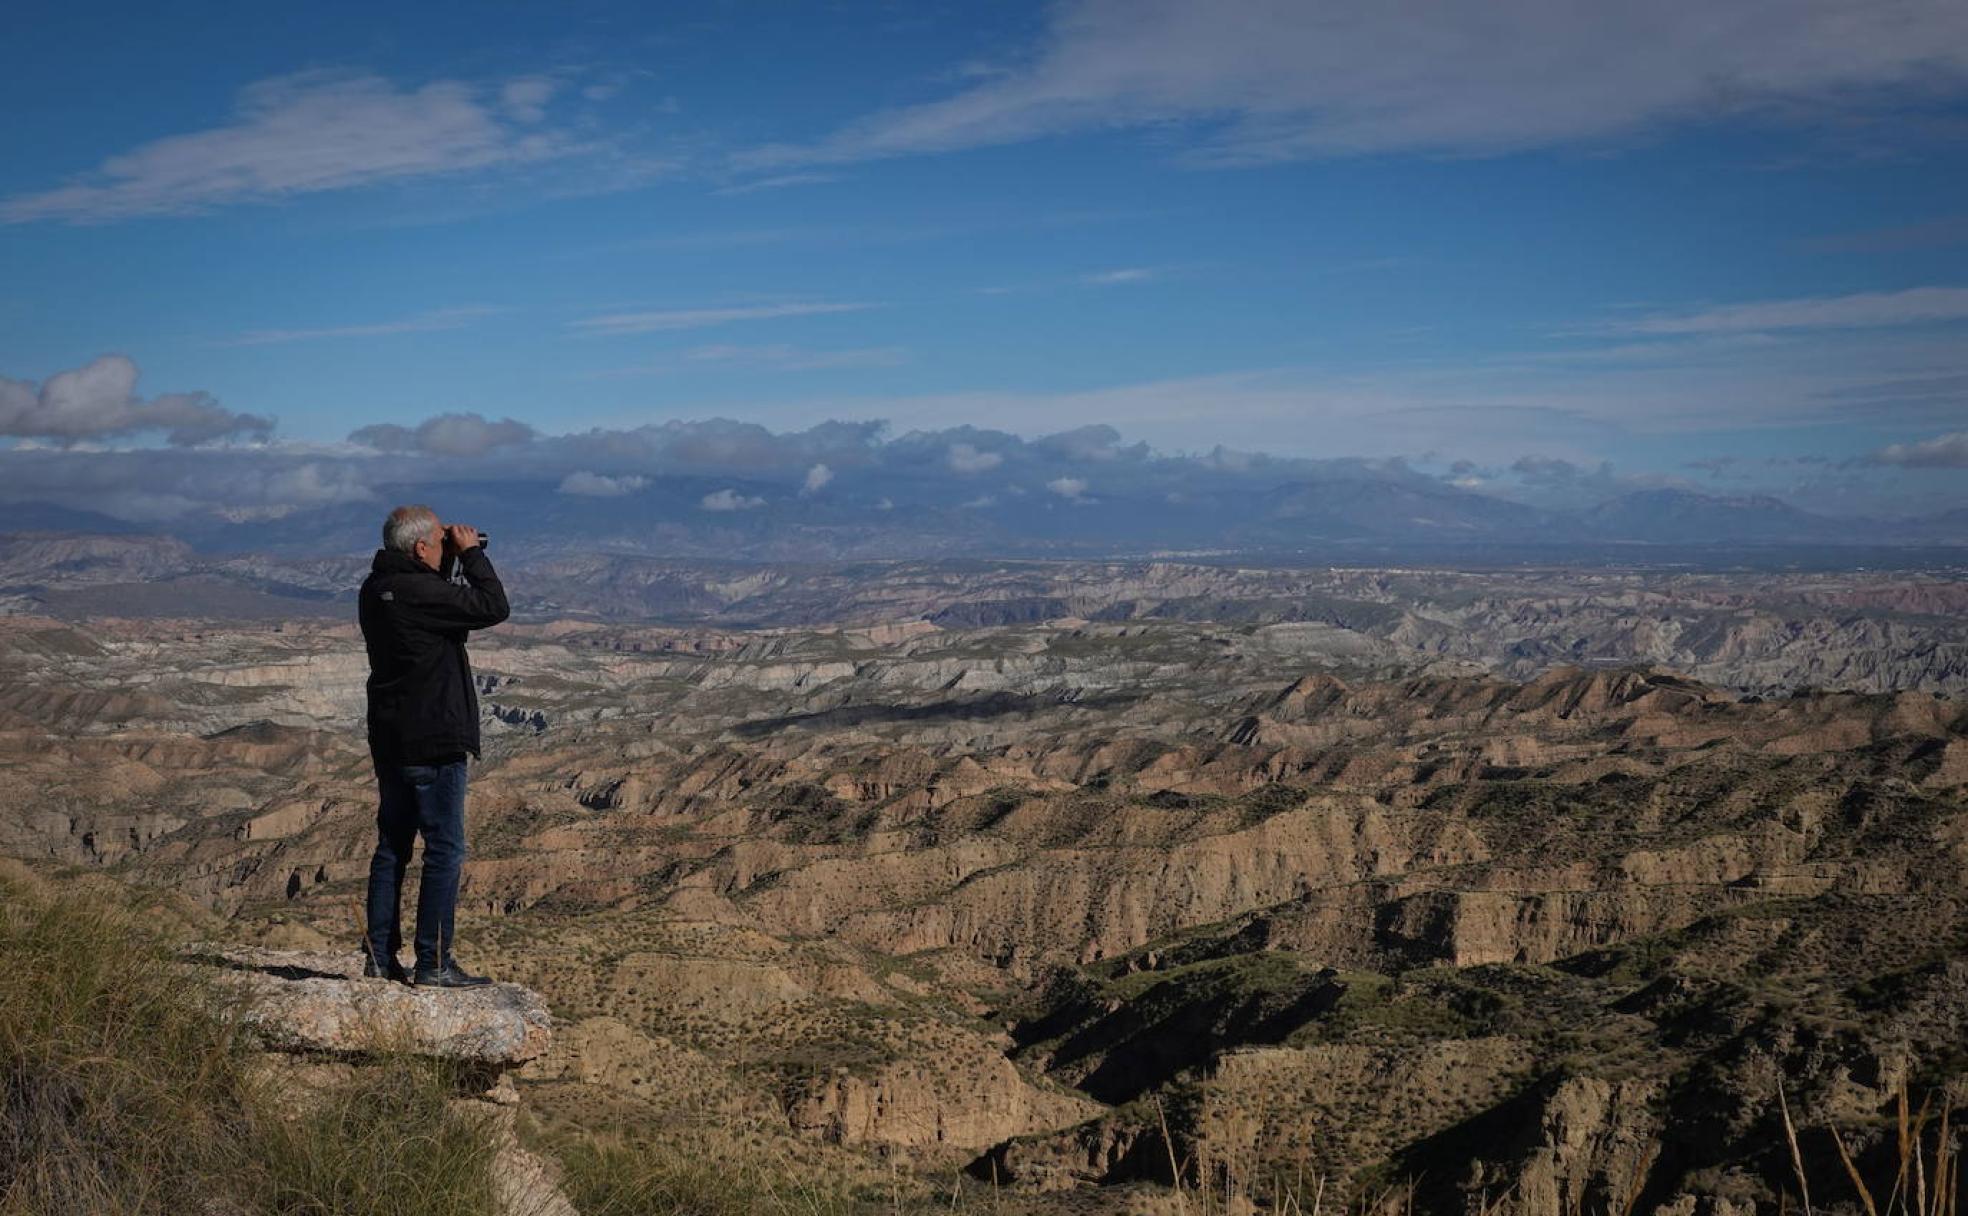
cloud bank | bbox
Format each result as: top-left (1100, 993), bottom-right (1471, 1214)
top-left (1, 353), bottom-right (1960, 532)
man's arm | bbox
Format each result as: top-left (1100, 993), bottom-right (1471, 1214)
top-left (403, 546), bottom-right (509, 630)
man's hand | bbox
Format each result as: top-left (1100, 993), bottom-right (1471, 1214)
top-left (443, 523), bottom-right (482, 554)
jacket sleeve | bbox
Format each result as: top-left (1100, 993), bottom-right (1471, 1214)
top-left (401, 547), bottom-right (510, 630)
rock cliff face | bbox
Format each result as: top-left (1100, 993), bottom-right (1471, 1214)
top-left (2, 568), bottom-right (1965, 1214)
top-left (784, 1038), bottom-right (1102, 1151)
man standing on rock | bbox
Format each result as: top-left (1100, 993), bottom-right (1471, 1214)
top-left (358, 505), bottom-right (509, 988)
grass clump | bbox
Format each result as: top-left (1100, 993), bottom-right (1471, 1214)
top-left (253, 1057), bottom-right (500, 1215)
top-left (0, 869), bottom-right (248, 1214)
top-left (0, 864), bottom-right (501, 1216)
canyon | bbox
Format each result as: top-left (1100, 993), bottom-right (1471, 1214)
top-left (1, 549), bottom-right (1964, 1212)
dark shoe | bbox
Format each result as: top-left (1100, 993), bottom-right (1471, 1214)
top-left (363, 954), bottom-right (412, 984)
top-left (413, 960), bottom-right (493, 989)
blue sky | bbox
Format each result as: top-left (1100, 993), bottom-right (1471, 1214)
top-left (3, 0), bottom-right (1967, 522)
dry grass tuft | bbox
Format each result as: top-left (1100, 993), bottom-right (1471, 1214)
top-left (0, 868), bottom-right (501, 1216)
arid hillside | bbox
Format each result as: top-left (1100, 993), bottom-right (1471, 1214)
top-left (1, 563), bottom-right (1964, 1214)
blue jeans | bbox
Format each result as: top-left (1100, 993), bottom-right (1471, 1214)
top-left (365, 759), bottom-right (468, 971)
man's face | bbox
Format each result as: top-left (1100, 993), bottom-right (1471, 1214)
top-left (412, 525), bottom-right (445, 571)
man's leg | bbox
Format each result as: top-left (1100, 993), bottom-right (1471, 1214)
top-left (408, 759), bottom-right (469, 972)
top-left (363, 764), bottom-right (417, 973)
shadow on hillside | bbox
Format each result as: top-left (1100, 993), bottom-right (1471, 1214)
top-left (728, 689), bottom-right (1143, 738)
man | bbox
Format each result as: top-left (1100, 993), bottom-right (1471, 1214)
top-left (358, 504), bottom-right (509, 987)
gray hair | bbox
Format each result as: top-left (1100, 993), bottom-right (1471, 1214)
top-left (382, 505), bottom-right (441, 554)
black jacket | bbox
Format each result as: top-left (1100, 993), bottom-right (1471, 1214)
top-left (358, 546), bottom-right (510, 765)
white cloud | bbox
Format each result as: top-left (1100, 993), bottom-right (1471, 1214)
top-left (1037, 424), bottom-right (1128, 461)
top-left (570, 302), bottom-right (874, 336)
top-left (1616, 287), bottom-right (1968, 335)
top-left (701, 487), bottom-right (766, 511)
top-left (1047, 476), bottom-right (1089, 500)
top-left (960, 494), bottom-right (997, 508)
top-left (947, 443), bottom-right (1003, 473)
top-left (1, 72), bottom-right (574, 223)
top-left (801, 463), bottom-right (834, 495)
top-left (0, 354), bottom-right (271, 445)
top-left (559, 470), bottom-right (648, 496)
top-left (742, 0), bottom-right (1968, 168)
top-left (219, 306), bottom-right (502, 347)
top-left (500, 77), bottom-right (556, 123)
top-left (1869, 432), bottom-right (1968, 469)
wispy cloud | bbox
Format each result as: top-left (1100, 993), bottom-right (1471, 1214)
top-left (711, 173), bottom-right (842, 196)
top-left (741, 0), bottom-right (1968, 169)
top-left (569, 302), bottom-right (876, 336)
top-left (683, 343), bottom-right (905, 370)
top-left (219, 306), bottom-right (503, 347)
top-left (1810, 214), bottom-right (1968, 254)
top-left (1614, 287), bottom-right (1968, 335)
top-left (499, 77), bottom-right (557, 123)
top-left (1, 71), bottom-right (578, 224)
top-left (1524, 333), bottom-right (1789, 364)
top-left (1081, 267), bottom-right (1159, 286)
top-left (584, 343), bottom-right (906, 379)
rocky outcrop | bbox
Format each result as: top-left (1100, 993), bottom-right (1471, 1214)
top-left (184, 945), bottom-right (572, 1216)
top-left (190, 946), bottom-right (554, 1066)
top-left (1506, 1076), bottom-right (1664, 1216)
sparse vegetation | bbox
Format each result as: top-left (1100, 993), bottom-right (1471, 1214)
top-left (555, 1133), bottom-right (869, 1216)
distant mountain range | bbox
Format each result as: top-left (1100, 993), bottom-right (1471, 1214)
top-left (0, 476), bottom-right (1959, 562)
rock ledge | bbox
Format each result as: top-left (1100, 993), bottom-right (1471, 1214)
top-left (186, 945), bottom-right (552, 1066)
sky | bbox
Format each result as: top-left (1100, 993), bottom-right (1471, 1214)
top-left (3, 0), bottom-right (1967, 525)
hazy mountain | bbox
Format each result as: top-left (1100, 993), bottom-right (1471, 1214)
top-left (0, 471), bottom-right (1954, 564)
top-left (1577, 487), bottom-right (1868, 544)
